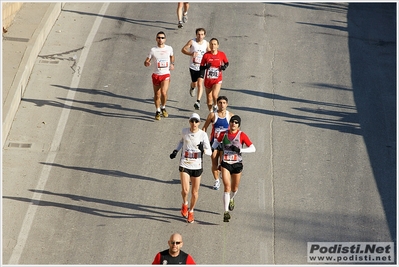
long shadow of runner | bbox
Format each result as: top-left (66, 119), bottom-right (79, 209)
top-left (40, 162), bottom-right (180, 184)
top-left (4, 190), bottom-right (219, 225)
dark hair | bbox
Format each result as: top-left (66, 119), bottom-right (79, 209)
top-left (157, 31), bottom-right (166, 37)
top-left (210, 38), bottom-right (219, 44)
top-left (217, 96), bottom-right (228, 103)
top-left (195, 28), bottom-right (206, 35)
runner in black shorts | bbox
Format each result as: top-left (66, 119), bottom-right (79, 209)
top-left (211, 115), bottom-right (256, 222)
top-left (170, 113), bottom-right (211, 223)
top-left (181, 28), bottom-right (210, 109)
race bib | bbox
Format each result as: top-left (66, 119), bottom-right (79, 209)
top-left (207, 67), bottom-right (219, 79)
top-left (157, 59), bottom-right (169, 69)
top-left (184, 151), bottom-right (200, 159)
top-left (193, 56), bottom-right (202, 64)
top-left (223, 151), bottom-right (238, 161)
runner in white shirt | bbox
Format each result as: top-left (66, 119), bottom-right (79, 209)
top-left (144, 31), bottom-right (174, 121)
top-left (170, 113), bottom-right (212, 223)
top-left (181, 28), bottom-right (210, 110)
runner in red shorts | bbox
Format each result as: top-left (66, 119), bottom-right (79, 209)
top-left (199, 38), bottom-right (229, 112)
top-left (144, 31), bottom-right (175, 120)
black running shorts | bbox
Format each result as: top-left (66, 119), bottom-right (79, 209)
top-left (179, 166), bottom-right (203, 177)
top-left (221, 161), bottom-right (243, 174)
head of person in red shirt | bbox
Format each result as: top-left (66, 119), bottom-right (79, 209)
top-left (152, 233), bottom-right (196, 264)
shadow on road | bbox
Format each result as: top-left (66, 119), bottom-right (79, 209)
top-left (347, 3), bottom-right (396, 242)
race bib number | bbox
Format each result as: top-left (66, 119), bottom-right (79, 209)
top-left (184, 151), bottom-right (200, 159)
top-left (193, 56), bottom-right (202, 64)
top-left (207, 67), bottom-right (219, 79)
top-left (223, 151), bottom-right (238, 161)
top-left (157, 59), bottom-right (169, 69)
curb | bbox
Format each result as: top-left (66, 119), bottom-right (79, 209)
top-left (2, 3), bottom-right (65, 147)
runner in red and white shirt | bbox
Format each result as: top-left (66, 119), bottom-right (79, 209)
top-left (199, 38), bottom-right (229, 112)
top-left (144, 31), bottom-right (174, 121)
top-left (211, 115), bottom-right (256, 222)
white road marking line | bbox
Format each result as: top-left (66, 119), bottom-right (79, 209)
top-left (8, 3), bottom-right (110, 264)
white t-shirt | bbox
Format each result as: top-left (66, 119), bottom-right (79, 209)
top-left (147, 45), bottom-right (174, 75)
top-left (189, 39), bottom-right (208, 71)
top-left (176, 128), bottom-right (211, 170)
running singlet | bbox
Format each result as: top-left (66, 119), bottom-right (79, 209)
top-left (200, 51), bottom-right (228, 82)
top-left (211, 110), bottom-right (231, 140)
top-left (178, 128), bottom-right (211, 170)
top-left (152, 249), bottom-right (196, 264)
top-left (189, 38), bottom-right (208, 71)
top-left (218, 131), bottom-right (252, 164)
top-left (147, 45), bottom-right (174, 75)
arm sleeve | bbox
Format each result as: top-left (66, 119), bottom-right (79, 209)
top-left (175, 130), bottom-right (184, 151)
top-left (240, 132), bottom-right (256, 153)
top-left (152, 253), bottom-right (161, 264)
top-left (203, 132), bottom-right (212, 156)
top-left (240, 144), bottom-right (256, 153)
top-left (175, 139), bottom-right (183, 152)
top-left (186, 254), bottom-right (196, 264)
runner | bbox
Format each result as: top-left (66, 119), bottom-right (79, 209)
top-left (202, 96), bottom-right (233, 190)
top-left (144, 31), bottom-right (174, 120)
top-left (152, 233), bottom-right (196, 264)
top-left (181, 28), bottom-right (210, 110)
top-left (199, 38), bottom-right (229, 112)
top-left (170, 113), bottom-right (212, 223)
top-left (211, 115), bottom-right (256, 222)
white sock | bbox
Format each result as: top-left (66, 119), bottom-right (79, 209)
top-left (223, 192), bottom-right (230, 212)
top-left (156, 108), bottom-right (161, 112)
top-left (161, 105), bottom-right (166, 109)
top-left (231, 190), bottom-right (238, 200)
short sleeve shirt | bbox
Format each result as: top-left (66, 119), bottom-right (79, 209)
top-left (148, 45), bottom-right (174, 75)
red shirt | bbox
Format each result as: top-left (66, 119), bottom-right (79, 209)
top-left (216, 130), bottom-right (253, 147)
top-left (152, 250), bottom-right (196, 264)
top-left (200, 51), bottom-right (228, 82)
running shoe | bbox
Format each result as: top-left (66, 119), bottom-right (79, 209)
top-left (213, 105), bottom-right (217, 113)
top-left (161, 108), bottom-right (168, 118)
top-left (178, 21), bottom-right (183, 28)
top-left (190, 87), bottom-right (195, 97)
top-left (181, 204), bottom-right (188, 218)
top-left (194, 101), bottom-right (200, 110)
top-left (187, 211), bottom-right (194, 223)
top-left (155, 111), bottom-right (161, 120)
top-left (183, 13), bottom-right (188, 23)
top-left (213, 179), bottom-right (220, 190)
top-left (228, 198), bottom-right (235, 211)
top-left (223, 211), bottom-right (231, 222)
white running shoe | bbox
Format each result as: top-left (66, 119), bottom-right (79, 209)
top-left (213, 179), bottom-right (220, 190)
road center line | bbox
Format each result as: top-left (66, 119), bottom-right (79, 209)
top-left (8, 3), bottom-right (110, 264)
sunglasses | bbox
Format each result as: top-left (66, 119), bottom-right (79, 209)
top-left (190, 119), bottom-right (199, 123)
top-left (231, 120), bottom-right (239, 124)
top-left (171, 241), bottom-right (181, 245)
top-left (157, 36), bottom-right (166, 39)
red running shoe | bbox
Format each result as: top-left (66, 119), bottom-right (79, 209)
top-left (181, 204), bottom-right (188, 218)
top-left (187, 211), bottom-right (194, 223)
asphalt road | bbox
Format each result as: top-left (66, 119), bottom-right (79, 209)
top-left (3, 2), bottom-right (396, 265)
